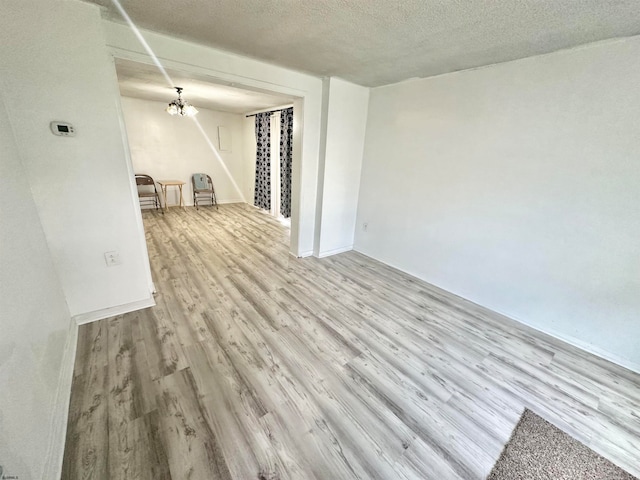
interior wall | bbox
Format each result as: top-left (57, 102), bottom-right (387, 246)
top-left (355, 37), bottom-right (640, 370)
top-left (103, 21), bottom-right (323, 257)
top-left (0, 83), bottom-right (73, 480)
top-left (316, 77), bottom-right (369, 257)
top-left (121, 96), bottom-right (245, 205)
top-left (242, 115), bottom-right (257, 204)
top-left (0, 1), bottom-right (154, 318)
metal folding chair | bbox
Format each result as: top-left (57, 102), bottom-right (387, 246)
top-left (192, 173), bottom-right (218, 210)
top-left (135, 174), bottom-right (162, 213)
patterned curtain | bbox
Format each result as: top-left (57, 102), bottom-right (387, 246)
top-left (254, 112), bottom-right (271, 211)
top-left (279, 107), bottom-right (293, 218)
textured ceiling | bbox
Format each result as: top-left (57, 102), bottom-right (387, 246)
top-left (115, 59), bottom-right (294, 114)
top-left (89, 0), bottom-right (640, 87)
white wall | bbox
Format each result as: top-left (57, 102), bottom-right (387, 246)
top-left (356, 37), bottom-right (640, 371)
top-left (316, 78), bottom-right (369, 257)
top-left (121, 97), bottom-right (245, 205)
top-left (0, 1), bottom-right (154, 318)
top-left (0, 84), bottom-right (74, 480)
top-left (104, 21), bottom-right (323, 257)
top-left (242, 115), bottom-right (257, 203)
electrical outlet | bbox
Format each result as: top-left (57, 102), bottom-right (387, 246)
top-left (104, 251), bottom-right (122, 266)
top-left (363, 222), bottom-right (369, 232)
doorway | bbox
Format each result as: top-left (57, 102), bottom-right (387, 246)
top-left (110, 45), bottom-right (318, 259)
top-left (114, 57), bottom-right (298, 224)
top-left (246, 106), bottom-right (294, 225)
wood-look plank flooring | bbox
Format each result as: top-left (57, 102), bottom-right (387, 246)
top-left (62, 203), bottom-right (640, 479)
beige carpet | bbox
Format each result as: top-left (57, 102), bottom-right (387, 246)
top-left (487, 409), bottom-right (637, 480)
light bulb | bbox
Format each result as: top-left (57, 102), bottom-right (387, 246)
top-left (184, 104), bottom-right (198, 117)
top-left (166, 103), bottom-right (178, 115)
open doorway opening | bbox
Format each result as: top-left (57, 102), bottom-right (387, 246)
top-left (244, 106), bottom-right (294, 226)
top-left (114, 57), bottom-right (298, 230)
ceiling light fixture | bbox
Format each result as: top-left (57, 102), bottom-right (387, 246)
top-left (166, 87), bottom-right (198, 116)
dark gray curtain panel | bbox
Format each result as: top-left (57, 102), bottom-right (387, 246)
top-left (254, 112), bottom-right (271, 211)
top-left (279, 107), bottom-right (294, 218)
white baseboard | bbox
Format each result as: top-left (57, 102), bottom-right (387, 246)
top-left (189, 199), bottom-right (246, 206)
top-left (354, 248), bottom-right (640, 376)
top-left (295, 250), bottom-right (314, 258)
top-left (317, 245), bottom-right (353, 258)
top-left (73, 295), bottom-right (155, 325)
top-left (141, 200), bottom-right (245, 210)
top-left (510, 316), bottom-right (640, 375)
top-left (43, 317), bottom-right (78, 479)
top-left (43, 295), bottom-right (157, 476)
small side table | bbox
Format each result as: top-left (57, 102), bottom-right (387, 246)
top-left (157, 180), bottom-right (186, 212)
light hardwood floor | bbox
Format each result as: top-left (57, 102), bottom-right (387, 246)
top-left (62, 203), bottom-right (640, 479)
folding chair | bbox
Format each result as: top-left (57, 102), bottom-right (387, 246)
top-left (135, 174), bottom-right (162, 213)
top-left (192, 173), bottom-right (218, 210)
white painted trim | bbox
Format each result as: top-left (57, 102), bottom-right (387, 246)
top-left (355, 249), bottom-right (640, 375)
top-left (317, 245), bottom-right (354, 258)
top-left (173, 199), bottom-right (247, 208)
top-left (296, 250), bottom-right (314, 258)
top-left (103, 27), bottom-right (323, 259)
top-left (107, 53), bottom-right (157, 298)
top-left (140, 199), bottom-right (245, 211)
top-left (42, 317), bottom-right (79, 479)
top-left (244, 103), bottom-right (294, 117)
top-left (510, 316), bottom-right (640, 375)
top-left (73, 295), bottom-right (155, 325)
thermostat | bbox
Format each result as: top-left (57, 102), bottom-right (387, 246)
top-left (50, 121), bottom-right (75, 136)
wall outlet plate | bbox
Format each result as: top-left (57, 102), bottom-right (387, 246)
top-left (104, 251), bottom-right (121, 266)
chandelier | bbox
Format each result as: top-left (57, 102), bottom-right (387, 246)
top-left (166, 87), bottom-right (198, 117)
